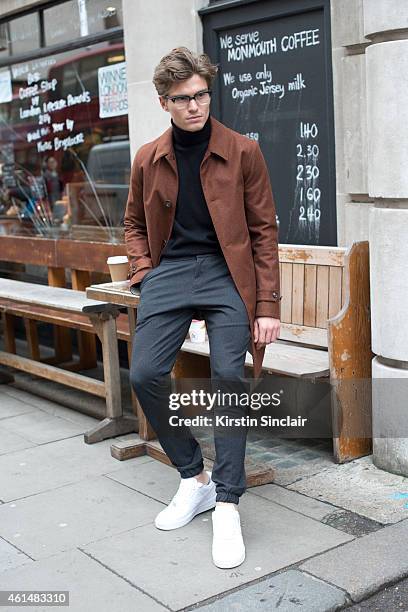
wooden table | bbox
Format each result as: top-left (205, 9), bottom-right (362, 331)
top-left (85, 280), bottom-right (275, 486)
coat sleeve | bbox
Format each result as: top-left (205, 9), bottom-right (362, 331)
top-left (123, 147), bottom-right (153, 288)
top-left (243, 140), bottom-right (282, 320)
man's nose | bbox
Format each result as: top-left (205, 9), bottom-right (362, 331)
top-left (187, 98), bottom-right (199, 111)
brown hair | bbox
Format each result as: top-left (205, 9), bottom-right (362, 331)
top-left (153, 47), bottom-right (218, 97)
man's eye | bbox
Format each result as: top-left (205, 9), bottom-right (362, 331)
top-left (175, 96), bottom-right (189, 103)
top-left (196, 92), bottom-right (207, 99)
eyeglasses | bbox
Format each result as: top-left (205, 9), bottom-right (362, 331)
top-left (164, 89), bottom-right (212, 110)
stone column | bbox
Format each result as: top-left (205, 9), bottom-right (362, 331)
top-left (364, 0), bottom-right (408, 474)
top-left (330, 0), bottom-right (373, 246)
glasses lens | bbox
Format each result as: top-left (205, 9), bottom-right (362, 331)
top-left (173, 96), bottom-right (190, 109)
top-left (195, 91), bottom-right (211, 105)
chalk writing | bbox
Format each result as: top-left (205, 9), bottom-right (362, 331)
top-left (215, 8), bottom-right (334, 244)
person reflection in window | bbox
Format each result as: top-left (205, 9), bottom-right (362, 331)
top-left (43, 156), bottom-right (63, 207)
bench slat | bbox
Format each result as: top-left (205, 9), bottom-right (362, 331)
top-left (329, 266), bottom-right (343, 318)
top-left (181, 338), bottom-right (329, 378)
top-left (292, 263), bottom-right (305, 325)
top-left (280, 262), bottom-right (293, 323)
top-left (316, 265), bottom-right (329, 328)
top-left (0, 279), bottom-right (116, 315)
top-left (279, 245), bottom-right (346, 266)
top-left (304, 264), bottom-right (317, 327)
top-left (0, 301), bottom-right (131, 342)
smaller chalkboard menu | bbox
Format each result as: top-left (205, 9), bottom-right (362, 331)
top-left (200, 0), bottom-right (336, 246)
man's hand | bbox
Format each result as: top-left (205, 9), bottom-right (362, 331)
top-left (254, 317), bottom-right (280, 348)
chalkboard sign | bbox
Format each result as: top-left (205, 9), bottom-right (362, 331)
top-left (200, 0), bottom-right (336, 246)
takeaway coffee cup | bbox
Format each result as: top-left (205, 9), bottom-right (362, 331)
top-left (189, 319), bottom-right (206, 343)
top-left (107, 255), bottom-right (129, 282)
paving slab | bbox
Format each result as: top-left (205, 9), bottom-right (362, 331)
top-left (0, 425), bottom-right (36, 455)
top-left (300, 518), bottom-right (408, 602)
top-left (8, 367), bottom-right (134, 421)
top-left (271, 457), bottom-right (335, 486)
top-left (197, 569), bottom-right (348, 611)
top-left (288, 456), bottom-right (408, 524)
top-left (0, 548), bottom-right (165, 612)
top-left (0, 536), bottom-right (32, 572)
top-left (0, 436), bottom-right (152, 501)
top-left (3, 386), bottom-right (102, 429)
top-left (249, 483), bottom-right (337, 521)
top-left (348, 575), bottom-right (408, 610)
top-left (321, 509), bottom-right (384, 537)
top-left (106, 456), bottom-right (187, 504)
top-left (0, 410), bottom-right (87, 445)
top-left (0, 392), bottom-right (39, 419)
top-left (0, 475), bottom-right (163, 559)
top-left (84, 489), bottom-right (353, 610)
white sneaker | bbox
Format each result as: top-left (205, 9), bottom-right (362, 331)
top-left (154, 470), bottom-right (216, 530)
top-left (212, 504), bottom-right (246, 568)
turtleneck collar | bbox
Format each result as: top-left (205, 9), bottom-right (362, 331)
top-left (171, 115), bottom-right (211, 147)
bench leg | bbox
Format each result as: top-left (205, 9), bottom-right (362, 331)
top-left (71, 269), bottom-right (97, 369)
top-left (3, 312), bottom-right (16, 354)
top-left (24, 319), bottom-right (40, 361)
top-left (85, 313), bottom-right (136, 444)
top-left (0, 311), bottom-right (17, 381)
top-left (84, 415), bottom-right (136, 444)
top-left (76, 330), bottom-right (97, 370)
top-left (48, 266), bottom-right (73, 364)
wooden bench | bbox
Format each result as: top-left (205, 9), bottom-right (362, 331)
top-left (0, 279), bottom-right (137, 444)
top-left (0, 235), bottom-right (145, 421)
top-left (174, 241), bottom-right (373, 464)
top-left (85, 240), bottom-right (372, 482)
top-left (0, 235), bottom-right (128, 372)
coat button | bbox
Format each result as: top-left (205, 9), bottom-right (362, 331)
top-left (272, 291), bottom-right (279, 298)
top-left (164, 200), bottom-right (172, 208)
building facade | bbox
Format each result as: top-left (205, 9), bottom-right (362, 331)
top-left (1, 0), bottom-right (408, 470)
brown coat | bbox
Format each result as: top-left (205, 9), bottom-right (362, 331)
top-left (124, 115), bottom-right (281, 379)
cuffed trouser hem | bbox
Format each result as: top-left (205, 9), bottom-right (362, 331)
top-left (215, 492), bottom-right (240, 504)
top-left (178, 460), bottom-right (205, 479)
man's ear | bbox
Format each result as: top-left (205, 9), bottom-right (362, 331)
top-left (159, 96), bottom-right (168, 112)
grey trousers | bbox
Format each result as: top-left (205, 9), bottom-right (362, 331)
top-left (129, 253), bottom-right (251, 504)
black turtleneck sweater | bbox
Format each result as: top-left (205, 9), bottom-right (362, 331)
top-left (160, 115), bottom-right (222, 259)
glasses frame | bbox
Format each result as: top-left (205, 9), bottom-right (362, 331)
top-left (163, 89), bottom-right (212, 108)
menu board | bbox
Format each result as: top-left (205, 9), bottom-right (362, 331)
top-left (201, 0), bottom-right (336, 245)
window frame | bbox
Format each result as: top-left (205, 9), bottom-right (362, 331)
top-left (0, 0), bottom-right (123, 69)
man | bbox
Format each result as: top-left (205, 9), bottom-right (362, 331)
top-left (124, 47), bottom-right (281, 569)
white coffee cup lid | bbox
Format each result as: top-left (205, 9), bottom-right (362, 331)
top-left (107, 255), bottom-right (128, 264)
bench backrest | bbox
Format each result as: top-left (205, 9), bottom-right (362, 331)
top-left (278, 245), bottom-right (348, 349)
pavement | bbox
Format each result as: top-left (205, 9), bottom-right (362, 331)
top-left (1, 380), bottom-right (408, 611)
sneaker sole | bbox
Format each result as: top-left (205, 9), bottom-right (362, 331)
top-left (155, 495), bottom-right (216, 531)
top-left (212, 550), bottom-right (246, 569)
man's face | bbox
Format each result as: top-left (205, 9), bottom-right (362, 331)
top-left (159, 74), bottom-right (211, 132)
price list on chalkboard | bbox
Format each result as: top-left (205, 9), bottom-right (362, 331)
top-left (203, 2), bottom-right (336, 245)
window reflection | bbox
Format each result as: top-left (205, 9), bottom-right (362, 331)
top-left (44, 0), bottom-right (123, 46)
top-left (0, 13), bottom-right (40, 59)
top-left (0, 41), bottom-right (130, 243)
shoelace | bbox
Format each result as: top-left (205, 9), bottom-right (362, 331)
top-left (170, 478), bottom-right (202, 507)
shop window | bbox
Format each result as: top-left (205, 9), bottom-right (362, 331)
top-left (0, 12), bottom-right (40, 59)
top-left (44, 0), bottom-right (123, 46)
top-left (0, 38), bottom-right (130, 242)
